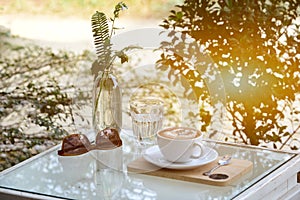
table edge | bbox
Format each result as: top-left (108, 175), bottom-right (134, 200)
top-left (233, 154), bottom-right (300, 200)
top-left (0, 144), bottom-right (60, 176)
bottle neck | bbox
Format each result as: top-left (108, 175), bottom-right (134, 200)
top-left (103, 68), bottom-right (111, 73)
top-left (96, 68), bottom-right (111, 78)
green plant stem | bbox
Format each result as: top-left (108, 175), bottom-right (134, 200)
top-left (92, 71), bottom-right (106, 129)
top-left (109, 16), bottom-right (116, 40)
top-left (102, 16), bottom-right (116, 71)
top-left (106, 54), bottom-right (118, 71)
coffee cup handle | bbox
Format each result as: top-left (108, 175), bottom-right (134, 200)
top-left (190, 142), bottom-right (205, 159)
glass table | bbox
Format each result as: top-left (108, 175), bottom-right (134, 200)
top-left (0, 129), bottom-right (299, 200)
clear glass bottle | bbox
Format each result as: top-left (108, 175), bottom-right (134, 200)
top-left (92, 69), bottom-right (122, 134)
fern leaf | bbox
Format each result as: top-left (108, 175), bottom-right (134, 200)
top-left (91, 11), bottom-right (111, 67)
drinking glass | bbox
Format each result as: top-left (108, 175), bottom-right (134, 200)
top-left (130, 97), bottom-right (164, 146)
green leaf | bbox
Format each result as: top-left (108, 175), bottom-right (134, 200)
top-left (91, 11), bottom-right (111, 67)
top-left (117, 52), bottom-right (128, 64)
top-left (291, 145), bottom-right (298, 150)
top-left (114, 2), bottom-right (128, 18)
top-left (283, 132), bottom-right (290, 137)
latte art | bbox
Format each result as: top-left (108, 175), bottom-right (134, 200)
top-left (157, 127), bottom-right (205, 163)
top-left (159, 127), bottom-right (201, 140)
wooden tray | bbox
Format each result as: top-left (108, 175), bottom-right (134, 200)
top-left (127, 157), bottom-right (253, 186)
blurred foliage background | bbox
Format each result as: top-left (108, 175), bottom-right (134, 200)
top-left (0, 0), bottom-right (183, 18)
top-left (157, 0), bottom-right (300, 150)
top-left (0, 33), bottom-right (94, 170)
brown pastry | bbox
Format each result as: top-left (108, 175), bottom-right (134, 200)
top-left (58, 134), bottom-right (90, 156)
top-left (95, 128), bottom-right (122, 150)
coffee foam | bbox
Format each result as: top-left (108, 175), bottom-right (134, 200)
top-left (159, 127), bottom-right (200, 140)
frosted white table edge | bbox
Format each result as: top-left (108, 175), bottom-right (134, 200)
top-left (0, 141), bottom-right (299, 200)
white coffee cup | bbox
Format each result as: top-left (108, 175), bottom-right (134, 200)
top-left (157, 127), bottom-right (205, 163)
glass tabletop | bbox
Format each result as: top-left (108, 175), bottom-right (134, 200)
top-left (0, 129), bottom-right (296, 200)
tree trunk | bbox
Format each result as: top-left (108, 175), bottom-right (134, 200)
top-left (244, 112), bottom-right (259, 145)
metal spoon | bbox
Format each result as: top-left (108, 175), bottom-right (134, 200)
top-left (203, 155), bottom-right (232, 176)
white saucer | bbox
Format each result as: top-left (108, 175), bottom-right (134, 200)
top-left (143, 145), bottom-right (218, 170)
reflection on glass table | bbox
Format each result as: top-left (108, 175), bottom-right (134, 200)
top-left (0, 129), bottom-right (298, 200)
